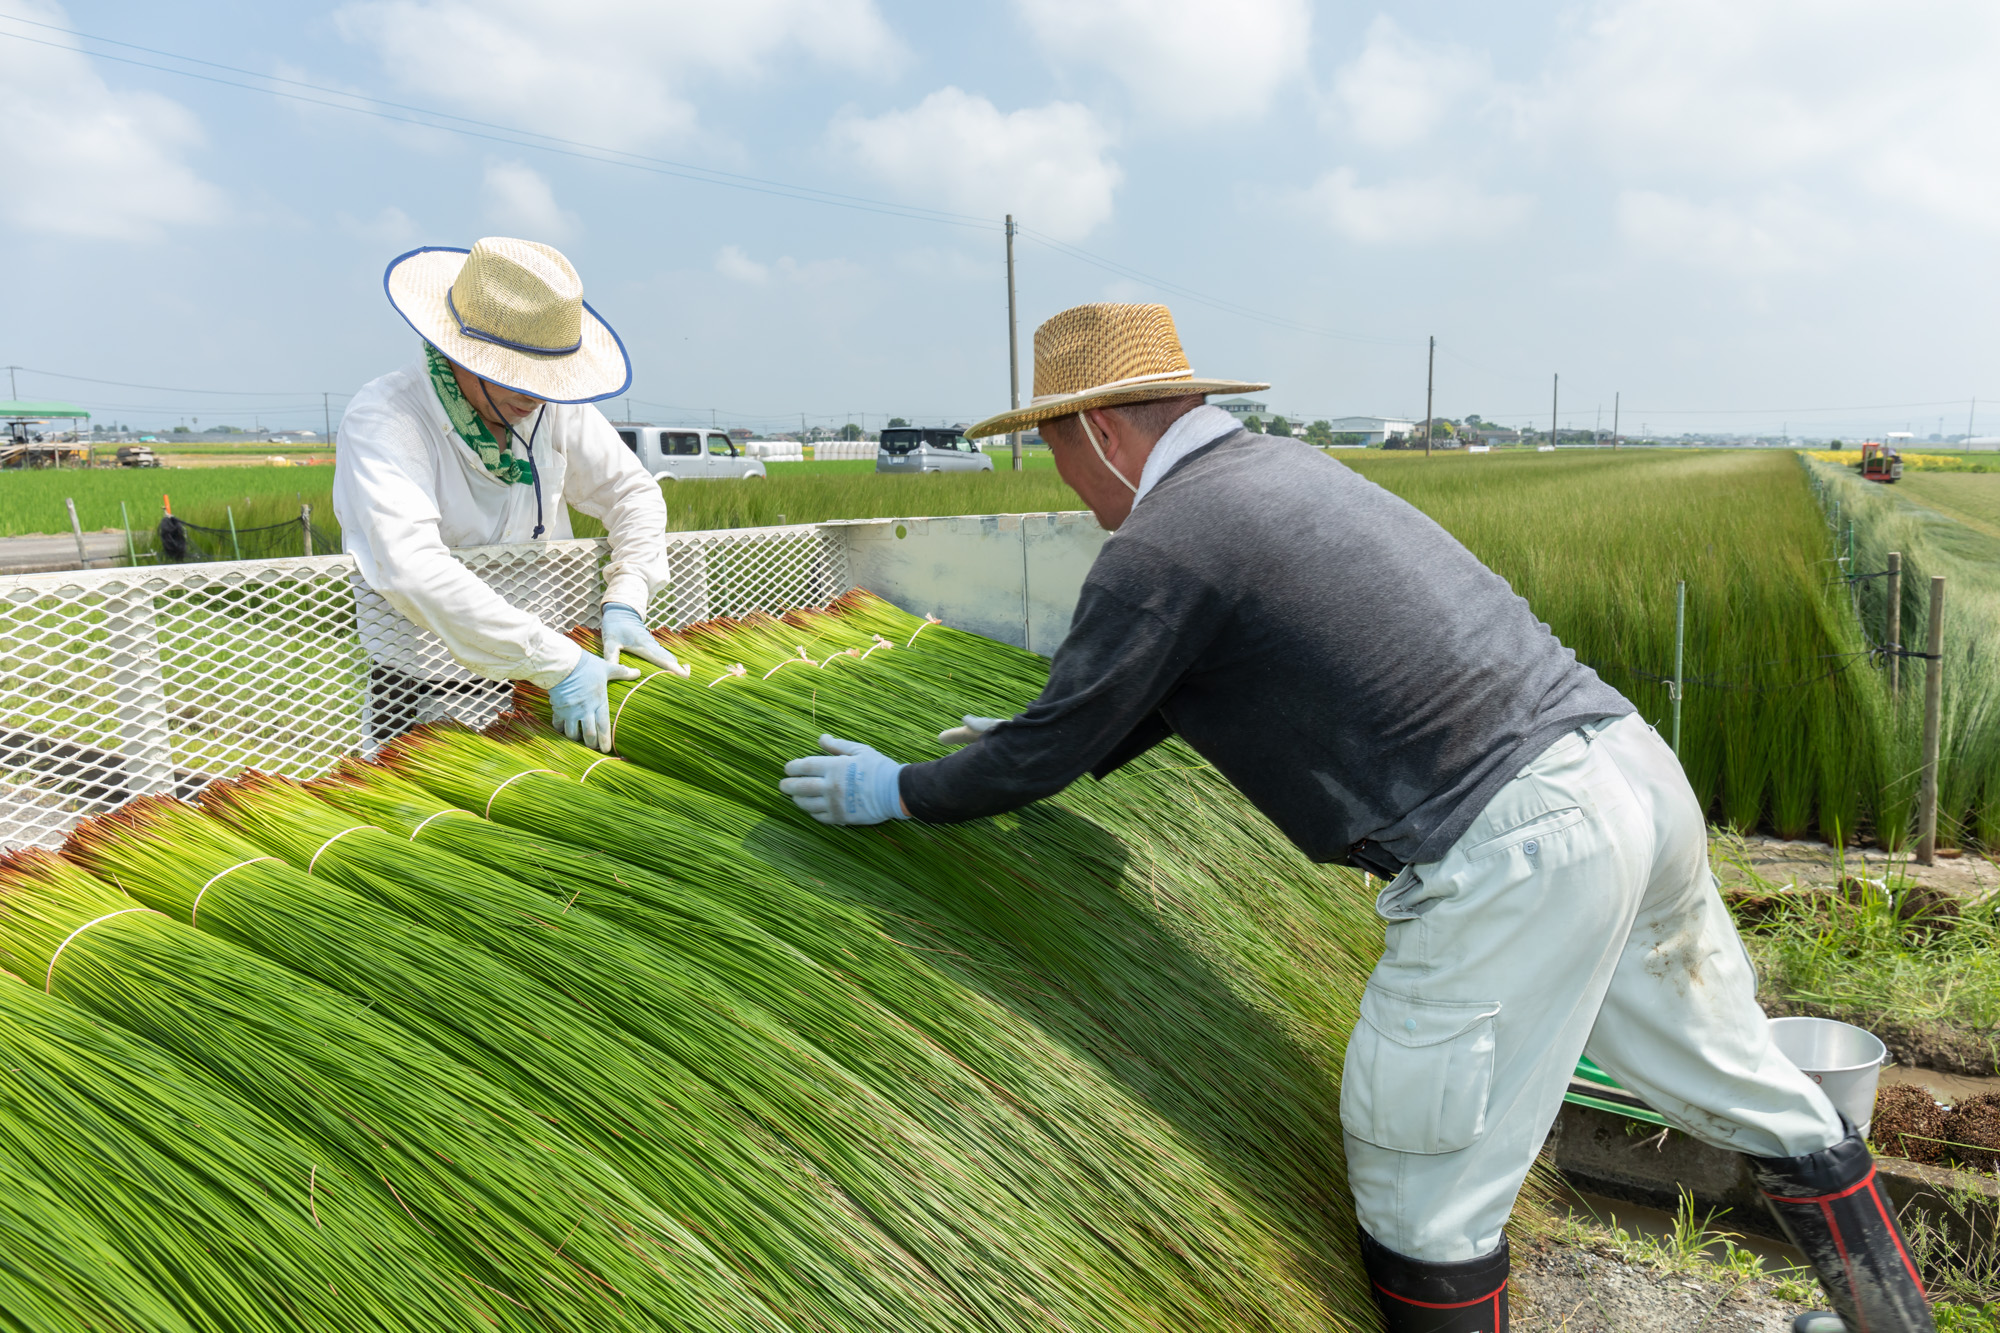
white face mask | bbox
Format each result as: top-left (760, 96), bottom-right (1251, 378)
top-left (1079, 412), bottom-right (1138, 494)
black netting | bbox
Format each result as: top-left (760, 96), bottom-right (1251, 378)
top-left (157, 514), bottom-right (338, 563)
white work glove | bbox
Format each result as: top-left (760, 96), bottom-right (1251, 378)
top-left (548, 650), bottom-right (640, 754)
top-left (601, 602), bottom-right (689, 676)
top-left (939, 715), bottom-right (1006, 747)
top-left (778, 735), bottom-right (910, 825)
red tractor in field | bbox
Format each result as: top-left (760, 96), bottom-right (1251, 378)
top-left (1857, 440), bottom-right (1903, 483)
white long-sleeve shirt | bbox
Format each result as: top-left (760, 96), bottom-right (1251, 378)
top-left (334, 360), bottom-right (669, 688)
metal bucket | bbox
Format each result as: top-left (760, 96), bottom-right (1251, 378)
top-left (1769, 1016), bottom-right (1888, 1135)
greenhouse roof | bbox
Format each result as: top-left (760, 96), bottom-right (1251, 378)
top-left (0, 400), bottom-right (89, 419)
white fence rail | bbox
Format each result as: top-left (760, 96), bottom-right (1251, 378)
top-left (1, 513), bottom-right (1105, 851)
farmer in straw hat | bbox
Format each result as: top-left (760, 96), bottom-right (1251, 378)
top-left (781, 304), bottom-right (1931, 1333)
top-left (335, 237), bottom-right (685, 754)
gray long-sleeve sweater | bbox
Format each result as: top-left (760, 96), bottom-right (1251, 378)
top-left (898, 430), bottom-right (1633, 871)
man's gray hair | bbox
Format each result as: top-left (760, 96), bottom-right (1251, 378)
top-left (1047, 394), bottom-right (1205, 444)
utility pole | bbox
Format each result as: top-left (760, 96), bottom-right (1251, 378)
top-left (1612, 392), bottom-right (1621, 451)
top-left (1970, 398), bottom-right (1978, 441)
top-left (322, 393), bottom-right (331, 446)
top-left (1550, 373), bottom-right (1558, 449)
top-left (1422, 335), bottom-right (1435, 457)
top-left (1006, 214), bottom-right (1023, 472)
top-left (7, 366), bottom-right (15, 399)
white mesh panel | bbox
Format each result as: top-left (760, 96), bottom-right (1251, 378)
top-left (0, 524), bottom-right (847, 850)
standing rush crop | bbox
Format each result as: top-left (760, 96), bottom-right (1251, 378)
top-left (201, 767), bottom-right (1353, 1333)
top-left (64, 795), bottom-right (978, 1333)
top-left (1343, 451), bottom-right (1879, 842)
top-left (0, 849), bottom-right (778, 1333)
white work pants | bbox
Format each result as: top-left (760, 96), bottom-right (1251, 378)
top-left (1340, 712), bottom-right (1844, 1262)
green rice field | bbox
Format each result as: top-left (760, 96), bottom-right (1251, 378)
top-left (0, 465), bottom-right (335, 538)
top-left (10, 446), bottom-right (1980, 845)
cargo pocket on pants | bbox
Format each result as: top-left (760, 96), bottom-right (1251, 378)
top-left (1341, 991), bottom-right (1502, 1154)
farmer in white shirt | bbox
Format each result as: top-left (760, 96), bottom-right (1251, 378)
top-left (334, 237), bottom-right (683, 753)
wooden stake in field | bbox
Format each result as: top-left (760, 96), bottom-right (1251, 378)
top-left (65, 497), bottom-right (87, 569)
top-left (1916, 575), bottom-right (1946, 865)
top-left (1885, 552), bottom-right (1901, 696)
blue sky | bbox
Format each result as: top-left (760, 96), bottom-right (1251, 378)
top-left (4, 0), bottom-right (1998, 439)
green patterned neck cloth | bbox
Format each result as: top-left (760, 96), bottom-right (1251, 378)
top-left (424, 343), bottom-right (535, 485)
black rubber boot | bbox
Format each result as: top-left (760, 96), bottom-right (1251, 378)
top-left (1749, 1124), bottom-right (1935, 1333)
top-left (1358, 1228), bottom-right (1508, 1332)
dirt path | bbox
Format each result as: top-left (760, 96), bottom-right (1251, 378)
top-left (1513, 1242), bottom-right (1801, 1331)
top-left (1712, 830), bottom-right (2000, 902)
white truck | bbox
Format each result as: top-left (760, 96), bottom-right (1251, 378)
top-left (613, 423), bottom-right (767, 481)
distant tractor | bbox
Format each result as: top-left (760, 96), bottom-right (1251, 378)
top-left (1856, 441), bottom-right (1902, 484)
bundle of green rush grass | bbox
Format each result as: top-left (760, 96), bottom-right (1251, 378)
top-left (200, 768), bottom-right (1338, 1333)
top-left (320, 736), bottom-right (1349, 1325)
top-left (65, 795), bottom-right (976, 1333)
top-left (0, 849), bottom-right (776, 1333)
top-left (389, 715), bottom-right (1364, 1251)
top-left (524, 594), bottom-right (1371, 1142)
top-left (495, 597), bottom-right (1387, 1322)
top-left (0, 976), bottom-right (469, 1333)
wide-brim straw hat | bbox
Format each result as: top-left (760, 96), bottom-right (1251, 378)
top-left (965, 303), bottom-right (1267, 439)
top-left (384, 237), bottom-right (631, 404)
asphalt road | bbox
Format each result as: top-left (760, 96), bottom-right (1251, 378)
top-left (0, 532), bottom-right (129, 574)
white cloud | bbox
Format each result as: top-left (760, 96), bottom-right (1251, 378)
top-left (1327, 16), bottom-right (1489, 151)
top-left (831, 88), bottom-right (1121, 242)
top-left (714, 245), bottom-right (860, 286)
top-left (336, 0), bottom-right (904, 149)
top-left (480, 161), bottom-right (578, 241)
top-left (1016, 0), bottom-right (1309, 124)
top-left (0, 0), bottom-right (222, 240)
top-left (1302, 169), bottom-right (1530, 245)
top-left (715, 245), bottom-right (770, 284)
top-left (1533, 0), bottom-right (2000, 232)
top-left (1616, 190), bottom-right (1852, 276)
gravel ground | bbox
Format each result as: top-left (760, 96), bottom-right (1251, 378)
top-left (1513, 1241), bottom-right (1804, 1331)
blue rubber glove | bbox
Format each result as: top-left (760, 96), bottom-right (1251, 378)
top-left (778, 735), bottom-right (910, 825)
top-left (600, 602), bottom-right (688, 676)
top-left (548, 649), bottom-right (640, 753)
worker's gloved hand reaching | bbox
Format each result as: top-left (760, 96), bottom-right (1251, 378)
top-left (549, 650), bottom-right (640, 754)
top-left (600, 602), bottom-right (689, 677)
top-left (779, 736), bottom-right (910, 825)
top-left (939, 715), bottom-right (1006, 747)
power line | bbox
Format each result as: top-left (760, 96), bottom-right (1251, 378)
top-left (0, 10), bottom-right (999, 231)
top-left (0, 13), bottom-right (1417, 354)
top-left (1, 364), bottom-right (339, 397)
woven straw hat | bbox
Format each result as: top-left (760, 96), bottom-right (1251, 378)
top-left (965, 303), bottom-right (1267, 439)
top-left (384, 237), bottom-right (631, 403)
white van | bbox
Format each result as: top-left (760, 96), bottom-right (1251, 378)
top-left (612, 423), bottom-right (767, 481)
top-left (876, 426), bottom-right (994, 474)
